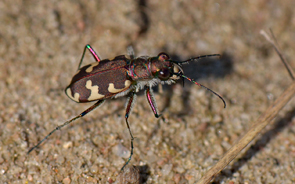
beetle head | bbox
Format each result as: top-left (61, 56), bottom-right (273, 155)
top-left (163, 53), bottom-right (226, 108)
top-left (150, 52), bottom-right (182, 81)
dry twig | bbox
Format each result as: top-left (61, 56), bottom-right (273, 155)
top-left (260, 29), bottom-right (295, 79)
top-left (197, 30), bottom-right (295, 184)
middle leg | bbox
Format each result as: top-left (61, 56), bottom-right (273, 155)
top-left (121, 91), bottom-right (136, 170)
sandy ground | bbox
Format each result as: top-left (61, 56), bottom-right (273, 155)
top-left (1, 0), bottom-right (295, 183)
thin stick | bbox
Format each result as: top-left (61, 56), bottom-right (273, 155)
top-left (197, 30), bottom-right (295, 184)
top-left (260, 30), bottom-right (295, 80)
top-left (197, 80), bottom-right (295, 184)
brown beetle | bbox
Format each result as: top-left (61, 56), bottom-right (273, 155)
top-left (28, 44), bottom-right (226, 170)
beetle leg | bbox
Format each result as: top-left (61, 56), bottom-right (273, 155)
top-left (127, 45), bottom-right (135, 59)
top-left (146, 86), bottom-right (161, 118)
top-left (78, 44), bottom-right (101, 70)
top-left (28, 99), bottom-right (105, 154)
top-left (121, 91), bottom-right (136, 170)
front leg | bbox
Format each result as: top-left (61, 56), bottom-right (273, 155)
top-left (146, 86), bottom-right (161, 118)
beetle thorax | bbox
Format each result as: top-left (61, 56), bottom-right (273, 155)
top-left (127, 57), bottom-right (153, 80)
top-left (126, 57), bottom-right (176, 92)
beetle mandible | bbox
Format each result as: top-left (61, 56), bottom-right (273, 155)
top-left (28, 44), bottom-right (226, 170)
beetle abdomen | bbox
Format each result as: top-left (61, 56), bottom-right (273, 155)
top-left (66, 57), bottom-right (132, 103)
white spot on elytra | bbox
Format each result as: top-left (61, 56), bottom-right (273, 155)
top-left (85, 80), bottom-right (105, 101)
top-left (86, 62), bottom-right (99, 73)
top-left (108, 80), bottom-right (131, 93)
top-left (66, 88), bottom-right (80, 102)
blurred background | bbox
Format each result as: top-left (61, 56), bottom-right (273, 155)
top-left (1, 0), bottom-right (295, 183)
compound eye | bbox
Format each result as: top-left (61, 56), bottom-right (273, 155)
top-left (158, 52), bottom-right (170, 61)
top-left (158, 68), bottom-right (171, 80)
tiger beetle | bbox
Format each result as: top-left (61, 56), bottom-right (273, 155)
top-left (28, 44), bottom-right (226, 171)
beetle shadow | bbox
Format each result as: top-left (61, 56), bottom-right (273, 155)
top-left (136, 165), bottom-right (150, 183)
top-left (159, 52), bottom-right (234, 116)
top-left (212, 108), bottom-right (295, 183)
top-left (137, 0), bottom-right (150, 37)
top-left (117, 165), bottom-right (150, 183)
